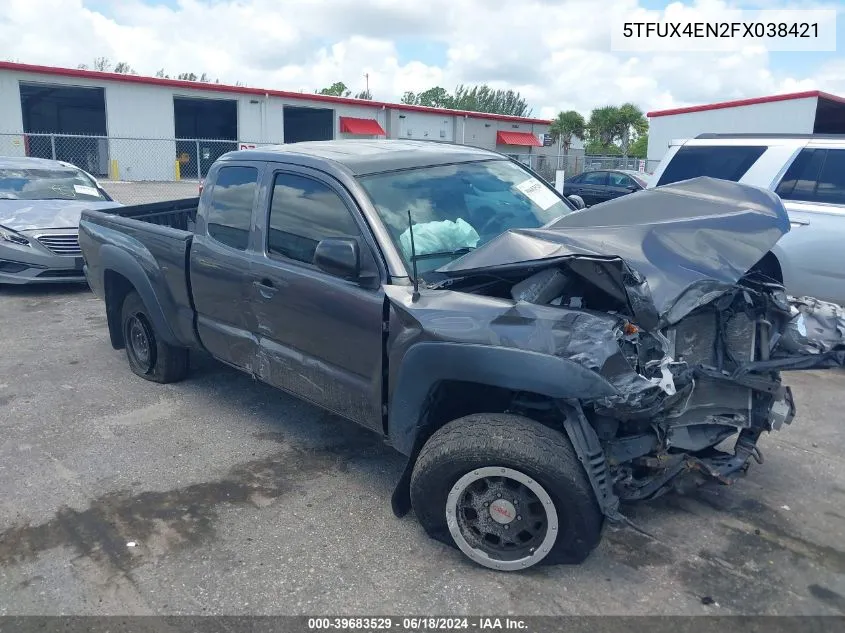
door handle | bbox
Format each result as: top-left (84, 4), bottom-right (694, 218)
top-left (253, 279), bottom-right (277, 299)
top-left (789, 219), bottom-right (809, 227)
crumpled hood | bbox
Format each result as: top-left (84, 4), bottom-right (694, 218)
top-left (0, 199), bottom-right (123, 232)
top-left (436, 177), bottom-right (790, 326)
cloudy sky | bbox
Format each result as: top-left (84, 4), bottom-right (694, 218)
top-left (2, 0), bottom-right (844, 119)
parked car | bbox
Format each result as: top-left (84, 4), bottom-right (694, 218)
top-left (648, 133), bottom-right (845, 305)
top-left (80, 140), bottom-right (844, 571)
top-left (562, 169), bottom-right (649, 206)
top-left (0, 156), bottom-right (120, 284)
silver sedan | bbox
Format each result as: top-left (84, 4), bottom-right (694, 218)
top-left (0, 156), bottom-right (121, 284)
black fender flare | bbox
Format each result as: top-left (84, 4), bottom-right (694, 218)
top-left (388, 341), bottom-right (619, 455)
top-left (387, 342), bottom-right (619, 516)
top-left (99, 243), bottom-right (181, 347)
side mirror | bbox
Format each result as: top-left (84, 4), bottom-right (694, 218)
top-left (626, 184), bottom-right (639, 191)
top-left (313, 237), bottom-right (361, 279)
top-left (567, 194), bottom-right (586, 210)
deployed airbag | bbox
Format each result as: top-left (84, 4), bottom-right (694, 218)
top-left (399, 218), bottom-right (479, 258)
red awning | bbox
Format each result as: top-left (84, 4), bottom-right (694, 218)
top-left (339, 116), bottom-right (386, 135)
top-left (496, 131), bottom-right (542, 147)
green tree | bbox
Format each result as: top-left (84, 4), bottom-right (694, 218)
top-left (113, 62), bottom-right (135, 74)
top-left (585, 139), bottom-right (621, 155)
top-left (616, 103), bottom-right (648, 158)
top-left (548, 110), bottom-right (585, 155)
top-left (177, 72), bottom-right (198, 81)
top-left (628, 133), bottom-right (648, 159)
top-left (316, 82), bottom-right (351, 97)
top-left (399, 85), bottom-right (530, 116)
top-left (587, 105), bottom-right (620, 148)
top-left (416, 86), bottom-right (453, 108)
top-left (78, 57), bottom-right (111, 71)
top-left (354, 89), bottom-right (373, 100)
top-left (155, 68), bottom-right (170, 79)
top-left (451, 84), bottom-right (531, 117)
top-left (585, 104), bottom-right (648, 157)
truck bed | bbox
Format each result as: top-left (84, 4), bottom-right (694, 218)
top-left (107, 197), bottom-right (199, 232)
top-left (79, 200), bottom-right (200, 350)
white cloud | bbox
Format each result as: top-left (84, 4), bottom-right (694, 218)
top-left (1, 0), bottom-right (843, 119)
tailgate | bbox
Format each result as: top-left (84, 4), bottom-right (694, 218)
top-left (79, 209), bottom-right (198, 348)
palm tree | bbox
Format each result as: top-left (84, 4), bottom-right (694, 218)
top-left (548, 110), bottom-right (586, 155)
top-left (616, 103), bottom-right (648, 159)
top-left (587, 106), bottom-right (620, 149)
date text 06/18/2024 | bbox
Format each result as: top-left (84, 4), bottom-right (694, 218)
top-left (307, 617), bottom-right (528, 631)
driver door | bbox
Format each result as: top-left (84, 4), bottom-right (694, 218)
top-left (246, 166), bottom-right (385, 431)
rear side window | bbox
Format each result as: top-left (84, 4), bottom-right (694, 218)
top-left (580, 171), bottom-right (607, 185)
top-left (815, 150), bottom-right (845, 205)
top-left (775, 149), bottom-right (825, 200)
top-left (656, 145), bottom-right (767, 186)
top-left (776, 149), bottom-right (845, 205)
top-left (206, 166), bottom-right (258, 250)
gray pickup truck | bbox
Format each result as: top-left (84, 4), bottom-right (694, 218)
top-left (80, 140), bottom-right (845, 572)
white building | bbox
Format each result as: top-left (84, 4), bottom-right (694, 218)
top-left (647, 91), bottom-right (845, 162)
top-left (0, 61), bottom-right (562, 181)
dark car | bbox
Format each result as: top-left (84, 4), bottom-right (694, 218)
top-left (0, 156), bottom-right (120, 284)
top-left (79, 140), bottom-right (845, 572)
top-left (563, 169), bottom-right (649, 207)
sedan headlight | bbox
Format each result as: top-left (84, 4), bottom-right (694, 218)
top-left (0, 225), bottom-right (31, 247)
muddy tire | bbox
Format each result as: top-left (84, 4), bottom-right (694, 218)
top-left (410, 413), bottom-right (603, 571)
top-left (121, 291), bottom-right (188, 384)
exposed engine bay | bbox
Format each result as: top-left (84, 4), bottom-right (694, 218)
top-left (396, 177), bottom-right (845, 518)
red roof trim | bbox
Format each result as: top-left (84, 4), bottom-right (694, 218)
top-left (339, 116), bottom-right (386, 135)
top-left (0, 61), bottom-right (551, 125)
top-left (496, 131), bottom-right (542, 146)
top-left (647, 90), bottom-right (845, 118)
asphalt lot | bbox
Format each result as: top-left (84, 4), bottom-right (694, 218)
top-left (101, 180), bottom-right (200, 205)
top-left (0, 284), bottom-right (844, 616)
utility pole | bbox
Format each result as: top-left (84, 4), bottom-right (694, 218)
top-left (364, 73), bottom-right (369, 95)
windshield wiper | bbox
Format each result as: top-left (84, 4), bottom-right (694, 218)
top-left (410, 246), bottom-right (476, 261)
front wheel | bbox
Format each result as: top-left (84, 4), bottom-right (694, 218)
top-left (121, 291), bottom-right (189, 383)
top-left (410, 413), bottom-right (604, 571)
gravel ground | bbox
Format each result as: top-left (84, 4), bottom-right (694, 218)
top-left (0, 284), bottom-right (844, 616)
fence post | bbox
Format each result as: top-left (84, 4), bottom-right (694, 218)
top-left (196, 140), bottom-right (202, 180)
top-left (50, 134), bottom-right (56, 160)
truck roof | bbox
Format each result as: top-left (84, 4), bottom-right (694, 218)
top-left (220, 139), bottom-right (505, 176)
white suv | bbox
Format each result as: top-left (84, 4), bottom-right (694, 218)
top-left (648, 134), bottom-right (845, 305)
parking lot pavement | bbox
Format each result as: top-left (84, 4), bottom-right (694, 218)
top-left (0, 285), bottom-right (844, 616)
top-left (100, 181), bottom-right (199, 205)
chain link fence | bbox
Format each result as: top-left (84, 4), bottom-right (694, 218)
top-left (0, 132), bottom-right (275, 204)
top-left (1, 132), bottom-right (661, 205)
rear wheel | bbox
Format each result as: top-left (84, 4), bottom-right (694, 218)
top-left (410, 413), bottom-right (603, 571)
top-left (121, 291), bottom-right (188, 383)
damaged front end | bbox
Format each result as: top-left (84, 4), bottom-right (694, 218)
top-left (400, 177), bottom-right (845, 515)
